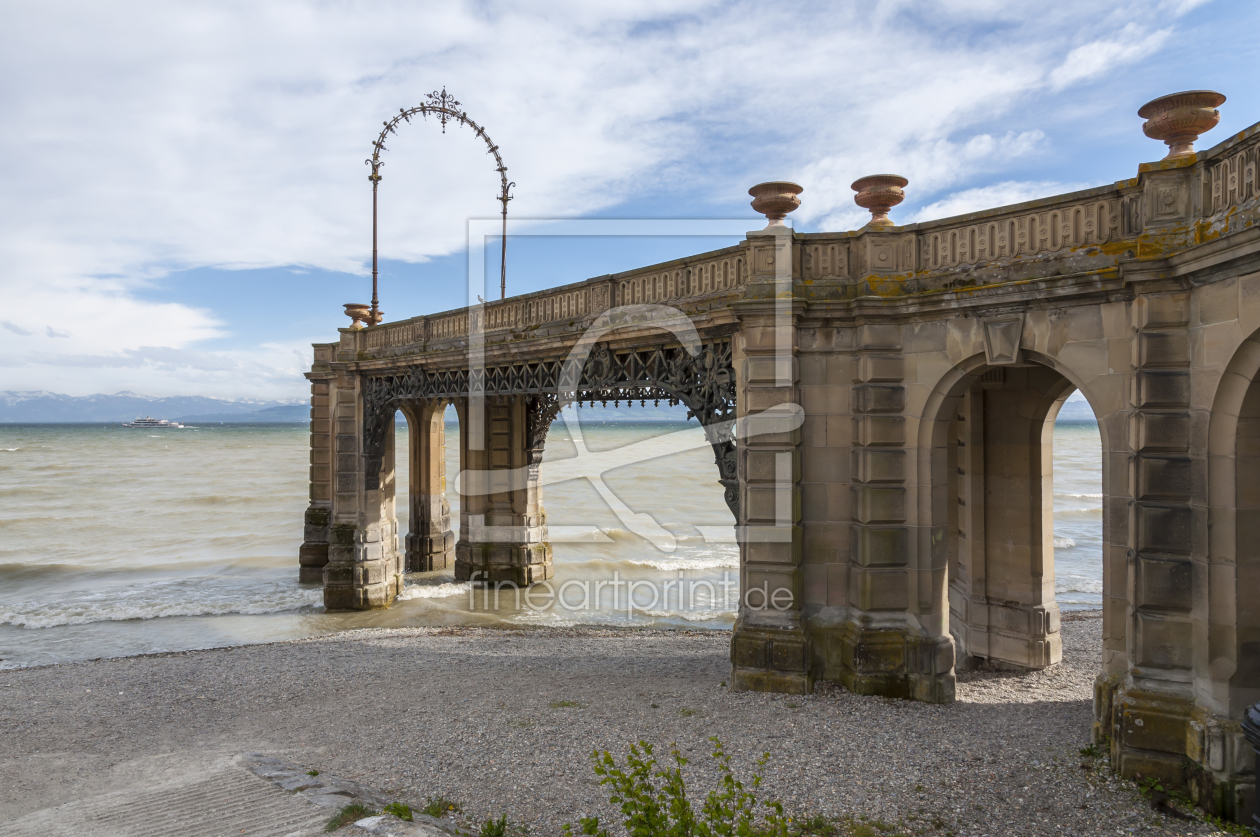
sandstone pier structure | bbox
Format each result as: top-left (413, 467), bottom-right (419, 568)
top-left (300, 94), bottom-right (1259, 821)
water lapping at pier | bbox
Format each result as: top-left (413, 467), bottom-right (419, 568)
top-left (0, 416), bottom-right (1103, 668)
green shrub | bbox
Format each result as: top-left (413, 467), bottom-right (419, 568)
top-left (481, 814), bottom-right (510, 837)
top-left (383, 802), bottom-right (414, 822)
top-left (567, 737), bottom-right (789, 837)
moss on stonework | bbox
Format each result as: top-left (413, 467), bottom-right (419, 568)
top-left (330, 524), bottom-right (356, 546)
top-left (305, 507), bottom-right (331, 526)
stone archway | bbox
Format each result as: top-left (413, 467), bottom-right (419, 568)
top-left (917, 349), bottom-right (1116, 675)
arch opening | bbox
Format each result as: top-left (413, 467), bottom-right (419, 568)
top-left (934, 360), bottom-right (1104, 671)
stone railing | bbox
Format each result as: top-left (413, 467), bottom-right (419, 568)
top-left (350, 118), bottom-right (1260, 359)
top-left (610, 245), bottom-right (747, 307)
top-left (1205, 124), bottom-right (1260, 217)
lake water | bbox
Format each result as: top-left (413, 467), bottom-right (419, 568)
top-left (0, 415), bottom-right (1102, 669)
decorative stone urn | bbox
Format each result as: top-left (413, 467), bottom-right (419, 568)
top-left (748, 181), bottom-right (803, 228)
top-left (344, 303), bottom-right (371, 330)
top-left (852, 175), bottom-right (908, 226)
top-left (1138, 90), bottom-right (1226, 160)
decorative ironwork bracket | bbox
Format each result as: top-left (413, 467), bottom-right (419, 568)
top-left (361, 339), bottom-right (738, 518)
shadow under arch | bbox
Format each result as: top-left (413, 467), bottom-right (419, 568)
top-left (916, 348), bottom-right (1114, 673)
top-left (1206, 327), bottom-right (1260, 717)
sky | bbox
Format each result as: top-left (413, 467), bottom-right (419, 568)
top-left (1, 0), bottom-right (1256, 401)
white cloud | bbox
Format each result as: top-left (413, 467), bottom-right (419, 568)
top-left (910, 180), bottom-right (1095, 222)
top-left (0, 0), bottom-right (1234, 397)
top-left (1049, 24), bottom-right (1171, 91)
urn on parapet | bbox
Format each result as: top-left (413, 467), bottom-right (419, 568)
top-left (851, 175), bottom-right (908, 227)
top-left (748, 181), bottom-right (803, 228)
top-left (1138, 90), bottom-right (1226, 160)
top-left (344, 303), bottom-right (371, 330)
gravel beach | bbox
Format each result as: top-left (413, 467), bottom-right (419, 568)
top-left (0, 611), bottom-right (1237, 836)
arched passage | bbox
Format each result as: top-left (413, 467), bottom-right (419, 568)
top-left (1208, 329), bottom-right (1260, 717)
top-left (400, 400), bottom-right (455, 573)
top-left (921, 351), bottom-right (1112, 671)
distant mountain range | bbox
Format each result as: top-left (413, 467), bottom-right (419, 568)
top-left (0, 391), bottom-right (307, 423)
top-left (0, 390), bottom-right (1100, 425)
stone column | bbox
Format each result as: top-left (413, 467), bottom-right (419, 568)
top-left (299, 343), bottom-right (337, 583)
top-left (729, 227), bottom-right (811, 694)
top-left (454, 395), bottom-right (553, 587)
top-left (322, 347), bottom-right (404, 610)
top-left (402, 400), bottom-right (455, 573)
top-left (839, 323), bottom-right (952, 702)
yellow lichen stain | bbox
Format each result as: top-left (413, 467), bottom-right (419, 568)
top-left (1097, 239), bottom-right (1138, 257)
top-left (1138, 154), bottom-right (1197, 174)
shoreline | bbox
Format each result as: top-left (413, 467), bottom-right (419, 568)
top-left (1, 610), bottom-right (1106, 674)
top-left (2, 609), bottom-right (1227, 836)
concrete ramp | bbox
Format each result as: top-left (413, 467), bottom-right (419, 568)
top-left (0, 756), bottom-right (328, 837)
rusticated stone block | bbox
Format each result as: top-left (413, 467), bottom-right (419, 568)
top-left (858, 324), bottom-right (901, 350)
top-left (851, 524), bottom-right (908, 565)
top-left (1138, 371), bottom-right (1190, 408)
top-left (744, 356), bottom-right (797, 384)
top-left (1138, 556), bottom-right (1194, 611)
top-left (854, 415), bottom-right (905, 446)
top-left (850, 567), bottom-right (908, 610)
top-left (854, 384), bottom-right (906, 413)
top-left (1137, 503), bottom-right (1193, 555)
top-left (732, 636), bottom-right (768, 669)
top-left (1134, 412), bottom-right (1190, 451)
top-left (856, 354), bottom-right (904, 382)
top-left (1136, 613), bottom-right (1194, 668)
top-left (853, 448), bottom-right (906, 483)
top-left (1136, 292), bottom-right (1191, 329)
top-left (1137, 331), bottom-right (1190, 367)
top-left (852, 486), bottom-right (906, 524)
top-left (771, 639), bottom-right (809, 672)
top-left (1137, 456), bottom-right (1193, 500)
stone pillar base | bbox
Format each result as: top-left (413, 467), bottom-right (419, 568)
top-left (298, 543), bottom-right (327, 584)
top-left (730, 622), bottom-right (814, 695)
top-left (455, 541), bottom-right (552, 587)
top-left (298, 506), bottom-right (331, 584)
top-left (1095, 675), bottom-right (1257, 823)
top-left (812, 620), bottom-right (954, 703)
top-left (322, 523), bottom-right (403, 611)
top-left (406, 531), bottom-right (455, 572)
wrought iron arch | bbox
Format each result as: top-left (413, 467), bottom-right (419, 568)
top-left (366, 88), bottom-right (514, 321)
top-left (360, 339), bottom-right (739, 517)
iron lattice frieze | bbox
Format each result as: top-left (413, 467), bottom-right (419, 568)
top-left (362, 340), bottom-right (738, 516)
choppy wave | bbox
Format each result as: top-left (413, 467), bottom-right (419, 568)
top-left (397, 582), bottom-right (470, 600)
top-left (1057, 493), bottom-right (1103, 499)
top-left (1056, 576), bottom-right (1104, 594)
top-left (0, 579), bottom-right (323, 628)
top-left (624, 553), bottom-right (740, 571)
top-left (1053, 537), bottom-right (1077, 549)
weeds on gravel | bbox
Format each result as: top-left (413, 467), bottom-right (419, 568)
top-left (482, 814), bottom-right (510, 837)
top-left (1077, 742), bottom-right (1104, 759)
top-left (421, 796), bottom-right (463, 817)
top-left (306, 769), bottom-right (320, 776)
top-left (550, 699), bottom-right (584, 709)
top-left (566, 737), bottom-right (789, 837)
top-left (383, 802), bottom-right (414, 822)
top-left (325, 802), bottom-right (374, 832)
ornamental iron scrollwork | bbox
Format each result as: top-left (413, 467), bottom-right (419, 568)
top-left (360, 340), bottom-right (738, 517)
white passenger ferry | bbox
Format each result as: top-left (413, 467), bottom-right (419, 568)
top-left (122, 417), bottom-right (184, 428)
